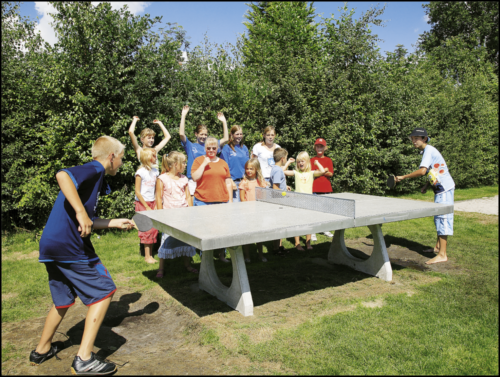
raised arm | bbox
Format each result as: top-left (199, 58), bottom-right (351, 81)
top-left (155, 178), bottom-right (164, 210)
top-left (153, 119), bottom-right (171, 153)
top-left (217, 112), bottom-right (229, 146)
top-left (284, 170), bottom-right (295, 177)
top-left (179, 105), bottom-right (189, 143)
top-left (282, 157), bottom-right (295, 171)
top-left (128, 116), bottom-right (141, 155)
top-left (313, 160), bottom-right (326, 177)
top-left (56, 171), bottom-right (93, 237)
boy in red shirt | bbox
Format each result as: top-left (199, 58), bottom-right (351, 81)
top-left (310, 138), bottom-right (335, 241)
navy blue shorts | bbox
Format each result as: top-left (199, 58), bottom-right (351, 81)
top-left (44, 259), bottom-right (117, 309)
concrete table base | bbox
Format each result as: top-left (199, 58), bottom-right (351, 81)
top-left (198, 246), bottom-right (254, 316)
top-left (328, 224), bottom-right (392, 281)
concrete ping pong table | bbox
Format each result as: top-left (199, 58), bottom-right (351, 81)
top-left (139, 188), bottom-right (454, 316)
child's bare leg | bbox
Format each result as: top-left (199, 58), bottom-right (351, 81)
top-left (184, 256), bottom-right (198, 272)
top-left (426, 235), bottom-right (448, 264)
top-left (305, 235), bottom-right (313, 250)
top-left (295, 236), bottom-right (304, 251)
top-left (219, 249), bottom-right (229, 263)
top-left (243, 245), bottom-right (251, 261)
top-left (76, 295), bottom-right (113, 360)
top-left (144, 244), bottom-right (156, 263)
top-left (257, 243), bottom-right (266, 261)
top-left (35, 305), bottom-right (69, 354)
top-left (423, 235), bottom-right (440, 253)
top-left (158, 258), bottom-right (165, 272)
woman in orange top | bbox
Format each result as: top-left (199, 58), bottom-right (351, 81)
top-left (191, 137), bottom-right (233, 262)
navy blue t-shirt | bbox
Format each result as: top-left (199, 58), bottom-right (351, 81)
top-left (220, 144), bottom-right (249, 180)
top-left (39, 160), bottom-right (111, 263)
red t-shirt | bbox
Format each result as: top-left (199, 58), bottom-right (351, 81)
top-left (191, 156), bottom-right (231, 202)
top-left (311, 156), bottom-right (334, 193)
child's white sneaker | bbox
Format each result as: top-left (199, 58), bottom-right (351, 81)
top-left (311, 234), bottom-right (317, 241)
top-left (323, 231), bottom-right (334, 238)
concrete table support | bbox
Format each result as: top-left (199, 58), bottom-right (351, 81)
top-left (198, 246), bottom-right (254, 316)
top-left (328, 224), bottom-right (392, 281)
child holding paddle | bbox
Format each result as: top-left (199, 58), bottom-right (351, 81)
top-left (128, 116), bottom-right (171, 168)
top-left (310, 138), bottom-right (335, 241)
top-left (284, 151), bottom-right (327, 251)
top-left (239, 158), bottom-right (269, 262)
top-left (395, 128), bottom-right (455, 265)
top-left (154, 151), bottom-right (198, 278)
top-left (32, 136), bottom-right (134, 375)
top-left (135, 147), bottom-right (159, 264)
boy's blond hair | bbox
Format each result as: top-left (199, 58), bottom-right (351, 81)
top-left (139, 147), bottom-right (156, 171)
top-left (92, 136), bottom-right (125, 160)
top-left (295, 151), bottom-right (312, 172)
top-left (161, 151), bottom-right (186, 174)
top-left (244, 158), bottom-right (265, 186)
top-left (139, 128), bottom-right (155, 141)
top-left (273, 148), bottom-right (288, 163)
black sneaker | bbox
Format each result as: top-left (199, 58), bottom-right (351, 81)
top-left (29, 344), bottom-right (61, 365)
top-left (70, 352), bottom-right (117, 375)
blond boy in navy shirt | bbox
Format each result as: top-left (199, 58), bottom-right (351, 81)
top-left (31, 136), bottom-right (134, 375)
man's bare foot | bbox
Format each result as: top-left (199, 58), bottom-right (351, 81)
top-left (145, 258), bottom-right (157, 264)
top-left (296, 244), bottom-right (304, 251)
top-left (423, 248), bottom-right (438, 253)
top-left (425, 255), bottom-right (447, 264)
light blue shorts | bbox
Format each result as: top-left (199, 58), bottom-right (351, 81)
top-left (434, 189), bottom-right (454, 236)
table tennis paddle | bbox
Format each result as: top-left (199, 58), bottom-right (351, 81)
top-left (121, 213), bottom-right (154, 232)
top-left (387, 175), bottom-right (397, 189)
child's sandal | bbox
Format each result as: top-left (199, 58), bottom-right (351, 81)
top-left (156, 270), bottom-right (164, 278)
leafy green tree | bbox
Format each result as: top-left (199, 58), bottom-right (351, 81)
top-left (419, 1), bottom-right (499, 72)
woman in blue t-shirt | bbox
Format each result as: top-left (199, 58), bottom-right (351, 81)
top-left (220, 125), bottom-right (249, 202)
top-left (179, 105), bottom-right (229, 196)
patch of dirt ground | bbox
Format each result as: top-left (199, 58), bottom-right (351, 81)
top-left (2, 238), bottom-right (458, 375)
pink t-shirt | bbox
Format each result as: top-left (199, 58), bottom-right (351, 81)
top-left (158, 173), bottom-right (189, 209)
top-left (239, 178), bottom-right (267, 201)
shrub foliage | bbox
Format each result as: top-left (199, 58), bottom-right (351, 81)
top-left (1, 1), bottom-right (498, 230)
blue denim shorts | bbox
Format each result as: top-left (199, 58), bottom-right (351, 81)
top-left (434, 189), bottom-right (454, 236)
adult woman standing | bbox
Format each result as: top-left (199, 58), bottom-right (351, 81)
top-left (191, 137), bottom-right (233, 262)
top-left (251, 126), bottom-right (280, 183)
top-left (179, 105), bottom-right (229, 196)
top-left (220, 125), bottom-right (249, 202)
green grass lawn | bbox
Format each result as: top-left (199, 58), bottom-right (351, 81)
top-left (2, 185), bottom-right (498, 374)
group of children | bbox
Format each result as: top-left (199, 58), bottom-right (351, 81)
top-left (30, 113), bottom-right (452, 374)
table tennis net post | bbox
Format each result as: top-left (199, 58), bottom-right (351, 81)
top-left (255, 188), bottom-right (355, 218)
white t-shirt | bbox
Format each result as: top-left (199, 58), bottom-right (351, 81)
top-left (135, 167), bottom-right (159, 201)
top-left (419, 145), bottom-right (455, 194)
top-left (252, 143), bottom-right (280, 178)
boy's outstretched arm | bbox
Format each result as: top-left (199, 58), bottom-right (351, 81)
top-left (56, 171), bottom-right (93, 237)
top-left (153, 119), bottom-right (171, 153)
top-left (217, 112), bottom-right (229, 146)
top-left (396, 167), bottom-right (427, 182)
top-left (128, 116), bottom-right (141, 154)
top-left (93, 218), bottom-right (134, 230)
top-left (179, 105), bottom-right (189, 143)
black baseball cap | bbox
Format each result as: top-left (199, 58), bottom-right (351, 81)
top-left (409, 128), bottom-right (429, 141)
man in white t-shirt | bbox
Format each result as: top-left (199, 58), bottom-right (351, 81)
top-left (396, 128), bottom-right (455, 265)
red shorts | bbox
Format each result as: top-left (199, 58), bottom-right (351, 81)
top-left (134, 200), bottom-right (158, 244)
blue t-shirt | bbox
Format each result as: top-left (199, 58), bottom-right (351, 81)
top-left (269, 165), bottom-right (287, 191)
top-left (220, 144), bottom-right (249, 180)
top-left (39, 160), bottom-right (111, 263)
top-left (420, 145), bottom-right (455, 194)
top-left (181, 138), bottom-right (220, 179)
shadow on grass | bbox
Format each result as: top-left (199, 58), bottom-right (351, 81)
top-left (142, 239), bottom-right (382, 318)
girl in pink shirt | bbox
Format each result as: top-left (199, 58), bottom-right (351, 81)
top-left (154, 151), bottom-right (197, 278)
top-left (239, 158), bottom-right (268, 262)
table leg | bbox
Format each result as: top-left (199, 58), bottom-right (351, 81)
top-left (327, 224), bottom-right (392, 281)
top-left (198, 246), bottom-right (254, 316)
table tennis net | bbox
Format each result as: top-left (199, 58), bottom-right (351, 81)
top-left (255, 188), bottom-right (355, 218)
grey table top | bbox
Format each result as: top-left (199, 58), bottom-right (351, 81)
top-left (141, 193), bottom-right (453, 251)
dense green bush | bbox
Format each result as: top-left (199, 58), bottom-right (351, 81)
top-left (1, 1), bottom-right (497, 231)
